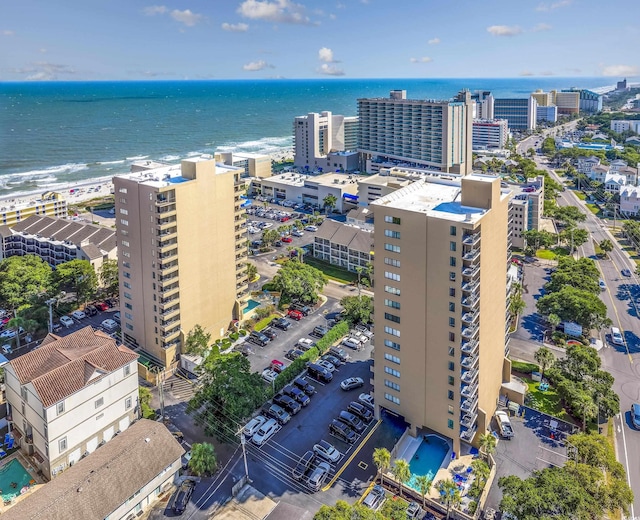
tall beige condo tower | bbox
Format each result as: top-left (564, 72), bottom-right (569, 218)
top-left (372, 174), bottom-right (510, 453)
top-left (114, 158), bottom-right (248, 368)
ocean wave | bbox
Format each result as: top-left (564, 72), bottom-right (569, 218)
top-left (159, 155), bottom-right (181, 162)
top-left (97, 159), bottom-right (126, 165)
top-left (125, 155), bottom-right (149, 161)
top-left (217, 135), bottom-right (293, 155)
top-left (2, 163), bottom-right (89, 180)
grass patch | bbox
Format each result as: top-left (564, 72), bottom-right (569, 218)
top-left (586, 203), bottom-right (601, 215)
top-left (593, 239), bottom-right (604, 257)
top-left (536, 249), bottom-right (557, 260)
top-left (303, 256), bottom-right (359, 284)
top-left (524, 378), bottom-right (571, 422)
top-left (574, 191), bottom-right (586, 201)
top-left (254, 314), bottom-right (279, 331)
top-left (511, 360), bottom-right (539, 374)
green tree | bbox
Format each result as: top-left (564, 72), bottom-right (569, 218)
top-left (271, 261), bottom-right (327, 303)
top-left (0, 255), bottom-right (53, 311)
top-left (534, 346), bottom-right (555, 380)
top-left (184, 324), bottom-right (211, 356)
top-left (471, 459), bottom-right (490, 486)
top-left (537, 286), bottom-right (611, 330)
top-left (599, 239), bottom-right (614, 257)
top-left (7, 315), bottom-right (37, 351)
top-left (372, 447), bottom-right (391, 487)
top-left (544, 257), bottom-right (600, 295)
top-left (508, 284), bottom-right (526, 317)
top-left (54, 259), bottom-right (98, 305)
top-left (98, 258), bottom-right (119, 297)
top-left (391, 458), bottom-right (411, 498)
top-left (314, 500), bottom-right (384, 520)
top-left (323, 194), bottom-right (338, 214)
top-left (139, 386), bottom-right (155, 419)
top-left (188, 353), bottom-right (266, 442)
top-left (245, 262), bottom-right (258, 282)
top-left (559, 227), bottom-right (589, 252)
top-left (436, 479), bottom-right (461, 520)
top-left (551, 205), bottom-right (586, 226)
top-left (380, 497), bottom-right (408, 520)
top-left (262, 228), bottom-right (280, 247)
top-left (478, 432), bottom-right (497, 462)
top-left (414, 474), bottom-right (433, 508)
top-left (188, 442), bottom-right (217, 476)
top-left (340, 295), bottom-right (373, 324)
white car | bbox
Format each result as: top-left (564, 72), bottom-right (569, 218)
top-left (1, 344), bottom-right (12, 355)
top-left (60, 316), bottom-right (75, 327)
top-left (261, 369), bottom-right (278, 383)
top-left (340, 377), bottom-right (364, 391)
top-left (358, 393), bottom-right (374, 409)
top-left (101, 319), bottom-right (118, 330)
top-left (313, 440), bottom-right (341, 463)
top-left (0, 327), bottom-right (22, 339)
top-left (341, 338), bottom-right (361, 350)
top-left (296, 338), bottom-right (316, 351)
top-left (252, 418), bottom-right (279, 446)
top-left (243, 415), bottom-right (267, 437)
top-left (71, 310), bottom-right (86, 320)
top-left (354, 324), bottom-right (374, 339)
top-left (317, 360), bottom-right (336, 373)
top-left (349, 331), bottom-right (368, 344)
top-left (307, 461), bottom-right (331, 492)
top-left (304, 225), bottom-right (318, 232)
top-left (292, 230), bottom-right (305, 237)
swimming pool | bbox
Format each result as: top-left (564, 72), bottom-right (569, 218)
top-left (244, 299), bottom-right (261, 313)
top-left (407, 435), bottom-right (450, 491)
top-left (0, 458), bottom-right (34, 502)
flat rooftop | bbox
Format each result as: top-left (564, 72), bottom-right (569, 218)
top-left (258, 172), bottom-right (363, 188)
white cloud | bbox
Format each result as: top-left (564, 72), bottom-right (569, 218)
top-left (533, 23), bottom-right (552, 32)
top-left (2, 30), bottom-right (14, 36)
top-left (238, 0), bottom-right (312, 25)
top-left (243, 60), bottom-right (274, 71)
top-left (15, 62), bottom-right (77, 80)
top-left (540, 71), bottom-right (555, 76)
top-left (317, 63), bottom-right (344, 76)
top-left (519, 71), bottom-right (534, 76)
top-left (222, 22), bottom-right (249, 31)
top-left (143, 5), bottom-right (168, 15)
top-left (600, 64), bottom-right (640, 77)
top-left (486, 25), bottom-right (522, 37)
top-left (170, 9), bottom-right (202, 26)
top-left (536, 0), bottom-right (572, 11)
top-left (427, 37), bottom-right (440, 45)
top-left (410, 57), bottom-right (433, 63)
top-left (318, 47), bottom-right (338, 63)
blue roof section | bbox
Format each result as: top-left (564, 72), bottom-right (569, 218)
top-left (168, 176), bottom-right (189, 184)
top-left (433, 202), bottom-right (484, 216)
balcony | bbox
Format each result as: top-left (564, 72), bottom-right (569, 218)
top-left (162, 327), bottom-right (181, 340)
top-left (461, 395), bottom-right (478, 414)
top-left (462, 368), bottom-right (479, 384)
top-left (158, 238), bottom-right (178, 253)
top-left (461, 281), bottom-right (478, 294)
top-left (462, 233), bottom-right (481, 247)
top-left (463, 248), bottom-right (480, 263)
top-left (461, 326), bottom-right (479, 340)
top-left (159, 248), bottom-right (178, 261)
top-left (462, 266), bottom-right (480, 279)
top-left (160, 305), bottom-right (180, 319)
top-left (461, 312), bottom-right (479, 325)
top-left (159, 294), bottom-right (180, 307)
top-left (460, 411), bottom-right (478, 429)
top-left (460, 424), bottom-right (478, 442)
top-left (461, 296), bottom-right (479, 310)
top-left (159, 262), bottom-right (179, 275)
top-left (156, 195), bottom-right (176, 206)
top-left (157, 216), bottom-right (177, 229)
top-left (157, 228), bottom-right (177, 240)
top-left (461, 353), bottom-right (479, 370)
top-left (461, 383), bottom-right (478, 399)
top-left (156, 204), bottom-right (177, 216)
top-left (461, 339), bottom-right (479, 355)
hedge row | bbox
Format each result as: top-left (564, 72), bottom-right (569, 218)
top-left (268, 320), bottom-right (351, 396)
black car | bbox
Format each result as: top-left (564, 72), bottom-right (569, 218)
top-left (273, 393), bottom-right (302, 415)
top-left (272, 317), bottom-right (292, 330)
top-left (262, 327), bottom-right (278, 340)
top-left (286, 348), bottom-right (305, 361)
top-left (337, 410), bottom-right (365, 433)
top-left (348, 401), bottom-right (374, 424)
top-left (85, 305), bottom-right (98, 317)
top-left (293, 377), bottom-right (315, 395)
top-left (274, 240), bottom-right (283, 247)
top-left (306, 362), bottom-right (333, 383)
top-left (262, 403), bottom-right (291, 425)
top-left (172, 479), bottom-right (196, 515)
top-left (312, 325), bottom-right (329, 338)
top-left (290, 302), bottom-right (312, 316)
top-left (292, 450), bottom-right (316, 480)
top-left (329, 419), bottom-right (357, 444)
top-left (282, 384), bottom-right (311, 406)
top-left (321, 354), bottom-right (343, 367)
top-left (248, 331), bottom-right (269, 347)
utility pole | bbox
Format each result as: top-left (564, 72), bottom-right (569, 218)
top-left (240, 435), bottom-right (250, 482)
top-left (158, 369), bottom-right (165, 420)
top-left (45, 298), bottom-right (56, 333)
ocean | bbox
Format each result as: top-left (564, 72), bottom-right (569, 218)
top-left (0, 77), bottom-right (613, 196)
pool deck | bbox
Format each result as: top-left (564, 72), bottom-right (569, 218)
top-left (0, 451), bottom-right (45, 513)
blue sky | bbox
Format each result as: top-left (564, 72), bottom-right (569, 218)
top-left (1, 0), bottom-right (639, 81)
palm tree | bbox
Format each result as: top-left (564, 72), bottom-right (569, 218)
top-left (574, 392), bottom-right (597, 431)
top-left (323, 194), bottom-right (337, 215)
top-left (599, 239), bottom-right (613, 258)
top-left (534, 346), bottom-right (555, 380)
top-left (188, 442), bottom-right (218, 476)
top-left (470, 459), bottom-right (490, 486)
top-left (436, 479), bottom-right (461, 520)
top-left (392, 459), bottom-right (411, 498)
top-left (478, 432), bottom-right (497, 462)
top-left (414, 474), bottom-right (433, 508)
top-left (372, 447), bottom-right (391, 487)
top-left (245, 262), bottom-right (258, 283)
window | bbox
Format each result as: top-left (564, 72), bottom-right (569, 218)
top-left (384, 326), bottom-right (400, 337)
top-left (124, 292), bottom-right (132, 299)
top-left (122, 251), bottom-right (130, 258)
top-left (448, 375), bottom-right (455, 385)
top-left (449, 288), bottom-right (455, 297)
top-left (124, 364), bottom-right (131, 376)
top-left (384, 216), bottom-right (401, 225)
top-left (448, 361), bottom-right (455, 371)
top-left (384, 285), bottom-right (400, 296)
top-left (385, 312), bottom-right (400, 323)
top-left (384, 257), bottom-right (401, 267)
top-left (384, 339), bottom-right (400, 351)
top-left (57, 401), bottom-right (65, 415)
top-left (384, 229), bottom-right (401, 239)
top-left (384, 243), bottom-right (400, 253)
top-left (448, 419), bottom-right (454, 429)
top-left (125, 312), bottom-right (133, 320)
top-left (385, 271), bottom-right (400, 281)
top-left (125, 396), bottom-right (132, 410)
top-left (95, 397), bottom-right (104, 409)
top-left (385, 353), bottom-right (400, 364)
top-left (122, 261), bottom-right (130, 268)
top-left (126, 323), bottom-right (134, 331)
top-left (121, 240), bottom-right (130, 248)
top-left (448, 346), bottom-right (455, 357)
top-left (119, 197), bottom-right (127, 204)
top-left (385, 366), bottom-right (401, 378)
top-left (449, 302), bottom-right (455, 312)
top-left (385, 379), bottom-right (400, 391)
top-left (448, 405), bottom-right (454, 415)
top-left (123, 282), bottom-right (131, 289)
top-left (384, 393), bottom-right (400, 405)
top-left (123, 272), bottom-right (131, 279)
top-left (119, 208), bottom-right (128, 215)
top-left (120, 219), bottom-right (128, 226)
top-left (449, 317), bottom-right (455, 327)
top-left (449, 272), bottom-right (456, 281)
top-left (450, 241), bottom-right (457, 251)
top-left (448, 390), bottom-right (454, 400)
top-left (20, 386), bottom-right (28, 402)
top-left (385, 299), bottom-right (400, 310)
top-left (450, 256), bottom-right (456, 267)
top-left (119, 187), bottom-right (128, 194)
top-left (125, 302), bottom-right (132, 310)
top-left (450, 226), bottom-right (457, 236)
top-left (59, 437), bottom-right (67, 452)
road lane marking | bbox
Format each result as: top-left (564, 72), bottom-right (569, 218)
top-left (321, 419), bottom-right (381, 492)
top-left (618, 413), bottom-right (635, 519)
top-left (600, 255), bottom-right (634, 363)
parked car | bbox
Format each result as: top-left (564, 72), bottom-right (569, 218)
top-left (359, 393), bottom-right (374, 409)
top-left (101, 319), bottom-right (118, 331)
top-left (1, 344), bottom-right (12, 355)
top-left (262, 403), bottom-right (291, 425)
top-left (270, 359), bottom-right (285, 373)
top-left (113, 312), bottom-right (121, 323)
top-left (274, 240), bottom-right (283, 247)
top-left (354, 324), bottom-right (374, 339)
top-left (282, 236), bottom-right (293, 243)
top-left (52, 322), bottom-right (62, 333)
top-left (272, 317), bottom-right (292, 330)
top-left (306, 363), bottom-right (333, 383)
top-left (282, 384), bottom-right (311, 406)
top-left (312, 325), bottom-right (329, 338)
top-left (599, 279), bottom-right (607, 291)
top-left (362, 484), bottom-right (386, 510)
top-left (261, 369), bottom-right (278, 383)
top-left (304, 225), bottom-right (318, 232)
top-left (290, 303), bottom-right (312, 316)
top-left (71, 310), bottom-right (86, 320)
top-left (337, 410), bottom-right (365, 433)
top-left (172, 479), bottom-right (196, 515)
top-left (85, 305), bottom-right (98, 317)
top-left (262, 327), bottom-right (278, 340)
top-left (313, 439), bottom-right (341, 463)
top-left (407, 502), bottom-right (422, 518)
top-left (317, 359), bottom-right (336, 373)
top-left (249, 331), bottom-right (270, 347)
top-left (341, 337), bottom-right (361, 350)
top-left (307, 461), bottom-right (331, 492)
top-left (293, 377), bottom-right (315, 395)
top-left (292, 230), bottom-right (304, 237)
top-left (329, 419), bottom-right (356, 444)
top-left (321, 354), bottom-right (343, 367)
top-left (243, 415), bottom-right (267, 437)
top-left (328, 346), bottom-right (349, 363)
top-left (273, 393), bottom-right (302, 415)
top-left (252, 418), bottom-right (279, 446)
top-left (296, 337), bottom-right (316, 351)
top-left (287, 309), bottom-right (304, 321)
top-left (95, 301), bottom-right (109, 311)
top-left (622, 268), bottom-right (632, 277)
top-left (292, 450), bottom-right (316, 480)
top-left (348, 401), bottom-right (374, 423)
top-left (340, 377), bottom-right (364, 391)
top-left (285, 348), bottom-right (305, 361)
top-left (60, 316), bottom-right (75, 327)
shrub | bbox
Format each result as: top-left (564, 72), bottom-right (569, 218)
top-left (254, 305), bottom-right (275, 320)
top-left (221, 338), bottom-right (232, 347)
top-left (239, 329), bottom-right (247, 336)
top-left (229, 332), bottom-right (239, 341)
top-left (511, 360), bottom-right (539, 374)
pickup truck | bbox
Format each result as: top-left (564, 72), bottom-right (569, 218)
top-left (495, 411), bottom-right (514, 439)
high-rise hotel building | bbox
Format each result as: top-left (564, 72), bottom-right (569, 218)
top-left (371, 174), bottom-right (511, 452)
top-left (357, 90), bottom-right (473, 175)
top-left (113, 157), bottom-right (248, 368)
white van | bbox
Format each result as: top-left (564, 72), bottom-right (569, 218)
top-left (611, 327), bottom-right (624, 346)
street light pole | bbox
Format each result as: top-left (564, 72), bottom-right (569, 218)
top-left (241, 435), bottom-right (250, 481)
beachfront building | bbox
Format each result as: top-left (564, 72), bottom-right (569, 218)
top-left (357, 89), bottom-right (473, 175)
top-left (611, 120), bottom-right (640, 134)
top-left (2, 419), bottom-right (183, 520)
top-left (470, 91), bottom-right (494, 120)
top-left (4, 327), bottom-right (139, 481)
top-left (0, 215), bottom-right (117, 270)
top-left (371, 174), bottom-right (514, 453)
top-left (493, 97), bottom-right (537, 131)
top-left (113, 157), bottom-right (248, 370)
top-left (312, 219), bottom-right (373, 272)
top-left (506, 177), bottom-right (545, 249)
top-left (562, 88), bottom-right (603, 113)
top-left (536, 105), bottom-right (558, 124)
top-left (216, 151), bottom-right (273, 179)
top-left (531, 89), bottom-right (580, 115)
top-left (0, 192), bottom-right (67, 228)
top-left (604, 173), bottom-right (627, 194)
top-left (248, 171), bottom-right (360, 213)
top-left (293, 111), bottom-right (359, 172)
top-left (471, 119), bottom-right (509, 149)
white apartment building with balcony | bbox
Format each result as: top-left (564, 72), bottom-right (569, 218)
top-left (4, 327), bottom-right (139, 480)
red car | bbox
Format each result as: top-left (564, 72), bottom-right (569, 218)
top-left (95, 302), bottom-right (109, 311)
top-left (288, 309), bottom-right (303, 321)
top-left (282, 236), bottom-right (293, 243)
top-left (271, 359), bottom-right (285, 373)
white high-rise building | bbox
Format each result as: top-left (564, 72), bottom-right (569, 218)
top-left (472, 119), bottom-right (509, 149)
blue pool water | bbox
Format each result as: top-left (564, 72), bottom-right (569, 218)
top-left (0, 458), bottom-right (34, 501)
top-left (407, 435), bottom-right (450, 490)
top-left (244, 299), bottom-right (261, 313)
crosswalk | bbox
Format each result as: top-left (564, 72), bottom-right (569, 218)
top-left (163, 376), bottom-right (195, 401)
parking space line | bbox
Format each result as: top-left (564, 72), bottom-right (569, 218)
top-left (321, 419), bottom-right (381, 492)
